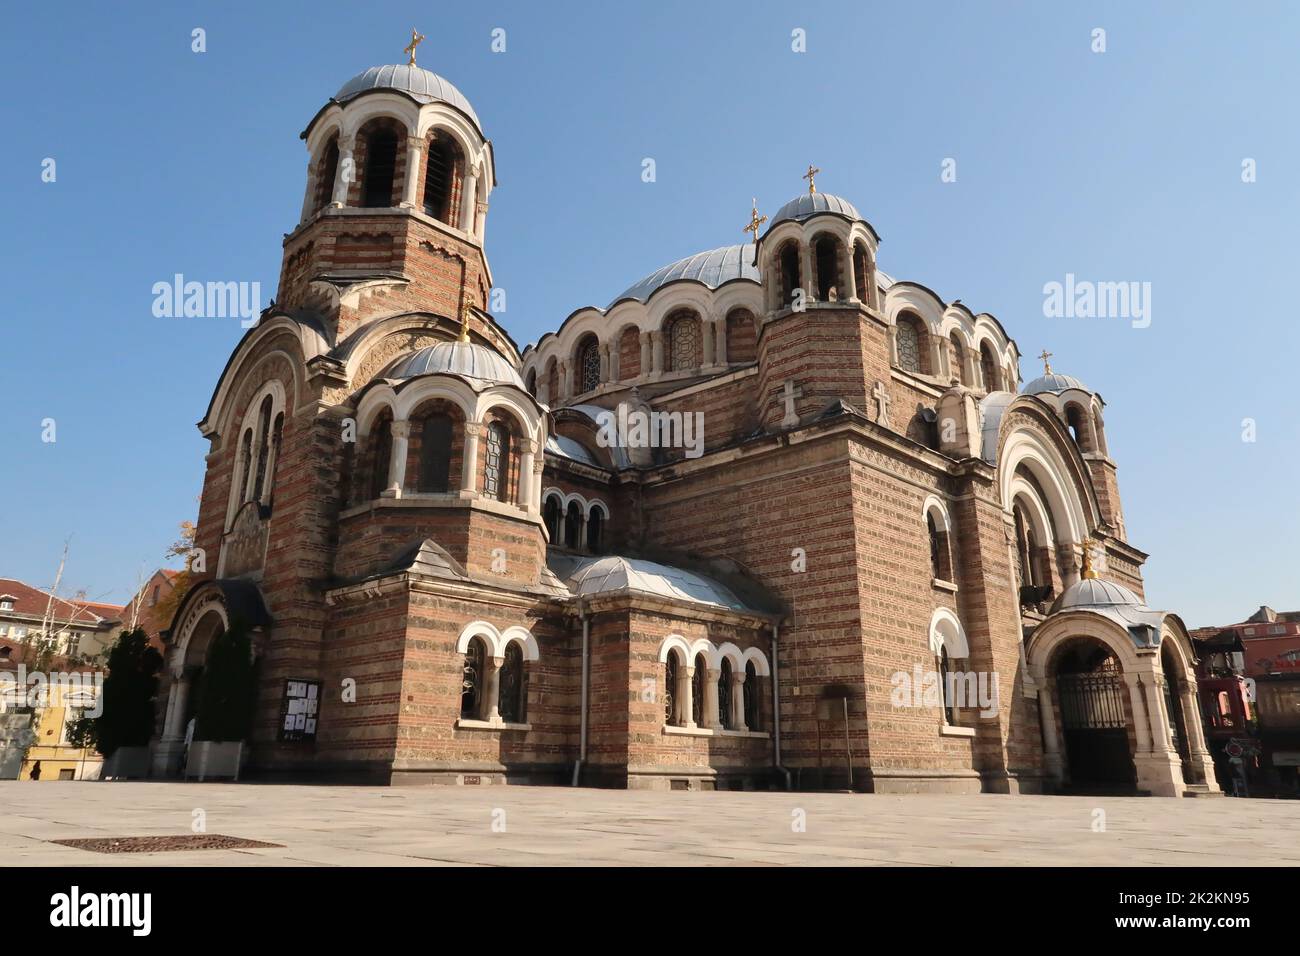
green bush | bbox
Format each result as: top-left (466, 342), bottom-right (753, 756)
top-left (94, 629), bottom-right (164, 757)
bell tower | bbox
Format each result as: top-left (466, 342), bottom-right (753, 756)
top-left (276, 36), bottom-right (502, 352)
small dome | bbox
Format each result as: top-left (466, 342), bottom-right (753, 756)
top-left (613, 244), bottom-right (759, 307)
top-left (1023, 372), bottom-right (1089, 395)
top-left (770, 192), bottom-right (862, 228)
top-left (336, 65), bottom-right (481, 131)
top-left (383, 341), bottom-right (524, 390)
top-left (1051, 577), bottom-right (1143, 614)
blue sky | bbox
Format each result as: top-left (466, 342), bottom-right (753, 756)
top-left (1, 1), bottom-right (1295, 626)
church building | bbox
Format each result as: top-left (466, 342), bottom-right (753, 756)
top-left (160, 42), bottom-right (1218, 796)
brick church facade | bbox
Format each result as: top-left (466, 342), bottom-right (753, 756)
top-left (159, 55), bottom-right (1218, 796)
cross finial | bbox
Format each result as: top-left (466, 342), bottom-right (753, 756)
top-left (802, 164), bottom-right (821, 195)
top-left (459, 302), bottom-right (472, 342)
top-left (743, 198), bottom-right (768, 244)
top-left (1080, 537), bottom-right (1099, 580)
top-left (1038, 349), bottom-right (1054, 375)
top-left (404, 28), bottom-right (426, 66)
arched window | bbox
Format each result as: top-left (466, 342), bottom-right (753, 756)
top-left (267, 412), bottom-right (284, 505)
top-left (417, 413), bottom-right (453, 493)
top-left (1013, 503), bottom-right (1040, 589)
top-left (949, 334), bottom-right (968, 386)
top-left (368, 415), bottom-right (393, 500)
top-left (576, 335), bottom-right (601, 393)
top-left (361, 127), bottom-right (399, 208)
top-left (236, 428), bottom-right (253, 504)
top-left (852, 242), bottom-right (870, 302)
top-left (586, 506), bottom-right (604, 553)
top-left (564, 501), bottom-right (583, 548)
top-left (938, 646), bottom-right (956, 725)
top-left (460, 638), bottom-right (485, 719)
top-left (423, 133), bottom-right (460, 224)
top-left (925, 513), bottom-right (944, 580)
top-left (896, 316), bottom-right (923, 374)
top-left (543, 495), bottom-right (562, 543)
top-left (813, 235), bottom-right (840, 300)
top-left (499, 641), bottom-right (525, 723)
top-left (779, 241), bottom-right (801, 306)
top-left (251, 396), bottom-right (274, 503)
top-left (315, 136), bottom-right (339, 212)
top-left (744, 660), bottom-right (760, 730)
top-left (691, 653), bottom-right (708, 727)
top-left (980, 343), bottom-right (1000, 392)
top-left (525, 369), bottom-right (537, 398)
top-left (718, 658), bottom-right (734, 730)
top-left (1093, 408), bottom-right (1109, 456)
top-left (667, 312), bottom-right (700, 372)
top-left (483, 421), bottom-right (510, 501)
top-left (664, 652), bottom-right (681, 726)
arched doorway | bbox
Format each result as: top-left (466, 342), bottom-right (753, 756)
top-left (1160, 644), bottom-right (1194, 784)
top-left (1053, 640), bottom-right (1136, 792)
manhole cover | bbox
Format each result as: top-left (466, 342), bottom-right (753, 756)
top-left (51, 835), bottom-right (282, 854)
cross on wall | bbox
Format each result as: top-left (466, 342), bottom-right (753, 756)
top-left (774, 380), bottom-right (802, 428)
top-left (872, 381), bottom-right (891, 426)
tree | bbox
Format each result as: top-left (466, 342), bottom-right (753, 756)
top-left (93, 629), bottom-right (164, 757)
top-left (194, 619), bottom-right (255, 743)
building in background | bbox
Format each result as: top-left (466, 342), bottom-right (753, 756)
top-left (0, 578), bottom-right (121, 667)
top-left (1188, 627), bottom-right (1254, 793)
top-left (1192, 606), bottom-right (1300, 797)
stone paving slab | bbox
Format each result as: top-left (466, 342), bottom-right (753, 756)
top-left (0, 782), bottom-right (1296, 866)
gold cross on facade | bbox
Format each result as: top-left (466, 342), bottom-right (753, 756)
top-left (1080, 537), bottom-right (1099, 579)
top-left (743, 199), bottom-right (767, 244)
top-left (802, 164), bottom-right (821, 195)
top-left (404, 28), bottom-right (426, 66)
top-left (459, 302), bottom-right (472, 342)
top-left (1038, 349), bottom-right (1053, 374)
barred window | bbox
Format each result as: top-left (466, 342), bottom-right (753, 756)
top-left (418, 413), bottom-right (452, 493)
top-left (578, 336), bottom-right (601, 393)
top-left (896, 317), bottom-right (922, 374)
top-left (461, 638), bottom-right (485, 719)
top-left (664, 653), bottom-right (680, 725)
top-left (718, 658), bottom-right (734, 730)
top-left (362, 128), bottom-right (398, 207)
top-left (744, 661), bottom-right (760, 730)
top-left (980, 344), bottom-right (1000, 391)
top-left (252, 395), bottom-right (273, 502)
top-left (483, 422), bottom-right (510, 501)
top-left (499, 642), bottom-right (525, 723)
top-left (692, 653), bottom-right (708, 725)
top-left (668, 314), bottom-right (700, 372)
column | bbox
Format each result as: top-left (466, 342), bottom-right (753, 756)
top-left (460, 164), bottom-right (479, 235)
top-left (714, 317), bottom-right (728, 366)
top-left (461, 422), bottom-right (481, 495)
top-left (484, 656), bottom-right (503, 723)
top-left (401, 140), bottom-right (423, 209)
top-left (559, 361), bottom-right (572, 400)
top-left (704, 667), bottom-right (721, 729)
top-left (799, 244), bottom-right (814, 300)
top-left (933, 338), bottom-right (950, 380)
top-left (331, 136), bottom-right (354, 207)
top-left (475, 200), bottom-right (488, 242)
top-left (639, 332), bottom-right (652, 377)
top-left (702, 317), bottom-right (715, 366)
top-left (682, 665), bottom-right (696, 728)
top-left (1038, 678), bottom-right (1066, 787)
top-left (840, 244), bottom-right (855, 301)
top-left (651, 331), bottom-right (664, 374)
top-left (1179, 673), bottom-right (1216, 786)
top-left (599, 341), bottom-right (612, 381)
top-left (732, 670), bottom-right (747, 730)
top-left (517, 441), bottom-right (535, 512)
top-left (888, 325), bottom-right (899, 365)
top-left (299, 156), bottom-right (317, 222)
top-left (383, 420), bottom-right (411, 498)
top-left (1122, 672), bottom-right (1152, 754)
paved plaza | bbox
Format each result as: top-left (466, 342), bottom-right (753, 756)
top-left (1, 783), bottom-right (1297, 866)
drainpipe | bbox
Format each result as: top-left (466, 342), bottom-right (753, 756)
top-left (571, 603), bottom-right (590, 786)
top-left (771, 622), bottom-right (792, 790)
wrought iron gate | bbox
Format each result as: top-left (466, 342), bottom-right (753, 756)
top-left (1057, 670), bottom-right (1135, 788)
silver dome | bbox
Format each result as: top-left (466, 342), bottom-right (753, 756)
top-left (770, 192), bottom-right (862, 227)
top-left (1052, 578), bottom-right (1142, 613)
top-left (336, 65), bottom-right (481, 131)
top-left (1023, 373), bottom-right (1089, 395)
top-left (383, 342), bottom-right (524, 390)
top-left (613, 244), bottom-right (759, 307)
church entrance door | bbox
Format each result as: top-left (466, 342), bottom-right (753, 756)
top-left (1056, 645), bottom-right (1136, 792)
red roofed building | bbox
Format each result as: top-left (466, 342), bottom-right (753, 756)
top-left (0, 578), bottom-right (122, 667)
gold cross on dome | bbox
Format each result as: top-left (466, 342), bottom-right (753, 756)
top-left (459, 302), bottom-right (472, 342)
top-left (803, 164), bottom-right (821, 195)
top-left (743, 199), bottom-right (768, 244)
top-left (404, 28), bottom-right (426, 66)
top-left (1038, 349), bottom-right (1053, 374)
top-left (1080, 537), bottom-right (1099, 579)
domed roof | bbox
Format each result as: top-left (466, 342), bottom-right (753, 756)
top-left (1023, 372), bottom-right (1089, 395)
top-left (336, 65), bottom-right (481, 131)
top-left (383, 341), bottom-right (524, 390)
top-left (770, 192), bottom-right (862, 227)
top-left (1052, 577), bottom-right (1143, 613)
top-left (612, 243), bottom-right (758, 307)
top-left (558, 555), bottom-right (752, 612)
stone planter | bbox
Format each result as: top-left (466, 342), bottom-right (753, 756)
top-left (102, 745), bottom-right (152, 780)
top-left (185, 741), bottom-right (244, 781)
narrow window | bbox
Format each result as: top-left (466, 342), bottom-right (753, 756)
top-left (814, 236), bottom-right (839, 300)
top-left (499, 642), bottom-right (525, 724)
top-left (852, 243), bottom-right (869, 301)
top-left (744, 661), bottom-right (760, 730)
top-left (423, 136), bottom-right (456, 222)
top-left (252, 396), bottom-right (273, 502)
top-left (564, 501), bottom-right (582, 548)
top-left (460, 638), bottom-right (485, 719)
top-left (586, 507), bottom-right (604, 554)
top-left (315, 137), bottom-right (339, 212)
top-left (369, 419), bottom-right (393, 500)
top-left (577, 336), bottom-right (601, 393)
top-left (718, 658), bottom-right (734, 730)
top-left (779, 242), bottom-right (801, 306)
top-left (949, 334), bottom-right (967, 385)
top-left (237, 428), bottom-right (253, 503)
top-left (664, 653), bottom-right (680, 725)
top-left (418, 413), bottom-right (452, 493)
top-left (980, 344), bottom-right (1000, 391)
top-left (483, 422), bottom-right (510, 501)
top-left (543, 495), bottom-right (562, 543)
top-left (928, 512), bottom-right (944, 580)
top-left (939, 647), bottom-right (956, 725)
top-left (896, 317), bottom-right (922, 374)
top-left (668, 314), bottom-right (700, 372)
top-left (362, 128), bottom-right (398, 207)
top-left (692, 653), bottom-right (708, 726)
